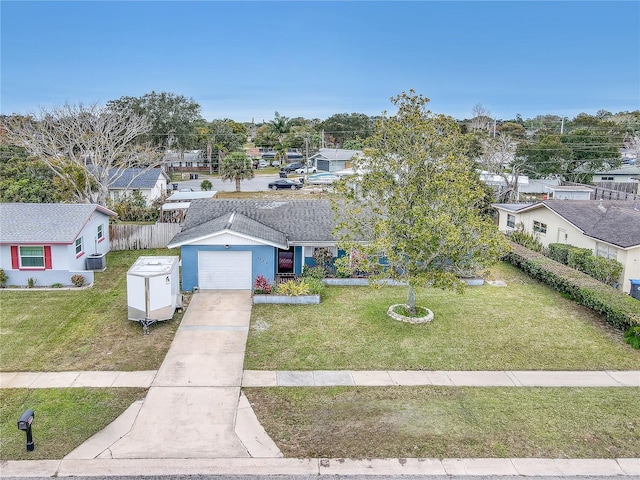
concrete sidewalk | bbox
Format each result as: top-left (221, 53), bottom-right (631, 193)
top-left (3, 457), bottom-right (639, 477)
top-left (4, 369), bottom-right (639, 388)
top-left (63, 290), bottom-right (281, 460)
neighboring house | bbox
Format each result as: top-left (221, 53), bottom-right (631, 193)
top-left (493, 200), bottom-right (640, 293)
top-left (108, 168), bottom-right (170, 205)
top-left (545, 185), bottom-right (593, 200)
top-left (160, 190), bottom-right (217, 223)
top-left (0, 203), bottom-right (117, 287)
top-left (164, 150), bottom-right (206, 168)
top-left (308, 148), bottom-right (362, 172)
top-left (592, 165), bottom-right (640, 187)
top-left (167, 199), bottom-right (343, 290)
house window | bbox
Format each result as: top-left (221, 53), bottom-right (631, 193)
top-left (596, 242), bottom-right (618, 261)
top-left (506, 214), bottom-right (516, 228)
top-left (20, 246), bottom-right (45, 268)
top-left (601, 176), bottom-right (614, 181)
top-left (533, 221), bottom-right (547, 235)
top-left (97, 224), bottom-right (104, 242)
top-left (75, 237), bottom-right (84, 256)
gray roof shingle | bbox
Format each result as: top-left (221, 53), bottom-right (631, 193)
top-left (0, 203), bottom-right (116, 243)
top-left (109, 168), bottom-right (169, 189)
top-left (541, 200), bottom-right (640, 248)
top-left (169, 199), bottom-right (337, 247)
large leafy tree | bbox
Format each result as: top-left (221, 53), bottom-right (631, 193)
top-left (2, 104), bottom-right (158, 205)
top-left (194, 119), bottom-right (246, 172)
top-left (319, 112), bottom-right (375, 147)
top-left (107, 91), bottom-right (202, 152)
top-left (220, 151), bottom-right (254, 192)
top-left (334, 91), bottom-right (508, 315)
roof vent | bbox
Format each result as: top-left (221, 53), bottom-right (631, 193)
top-left (597, 199), bottom-right (607, 213)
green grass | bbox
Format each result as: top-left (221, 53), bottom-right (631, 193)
top-left (0, 388), bottom-right (146, 460)
top-left (246, 262), bottom-right (640, 371)
top-left (0, 249), bottom-right (184, 372)
top-left (244, 386), bottom-right (640, 458)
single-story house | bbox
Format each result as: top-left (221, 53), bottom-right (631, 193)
top-left (167, 199), bottom-right (341, 290)
top-left (0, 203), bottom-right (117, 287)
top-left (592, 165), bottom-right (640, 187)
top-left (164, 150), bottom-right (206, 168)
top-left (308, 148), bottom-right (362, 173)
top-left (108, 168), bottom-right (170, 205)
top-left (493, 200), bottom-right (640, 293)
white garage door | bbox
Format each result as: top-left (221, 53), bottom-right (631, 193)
top-left (198, 251), bottom-right (252, 290)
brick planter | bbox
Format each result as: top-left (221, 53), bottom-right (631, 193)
top-left (387, 304), bottom-right (434, 324)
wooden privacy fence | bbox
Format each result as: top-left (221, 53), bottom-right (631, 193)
top-left (109, 223), bottom-right (182, 251)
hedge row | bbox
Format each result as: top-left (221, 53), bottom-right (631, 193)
top-left (547, 243), bottom-right (623, 286)
top-left (505, 243), bottom-right (640, 331)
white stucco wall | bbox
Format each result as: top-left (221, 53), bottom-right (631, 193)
top-left (497, 206), bottom-right (638, 293)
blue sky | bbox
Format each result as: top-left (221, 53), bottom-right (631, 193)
top-left (1, 1), bottom-right (639, 122)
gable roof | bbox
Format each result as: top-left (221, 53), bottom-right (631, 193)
top-left (594, 165), bottom-right (640, 176)
top-left (109, 168), bottom-right (170, 189)
top-left (518, 200), bottom-right (640, 248)
top-left (168, 199), bottom-right (337, 247)
top-left (0, 203), bottom-right (116, 244)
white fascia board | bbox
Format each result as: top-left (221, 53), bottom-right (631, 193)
top-left (169, 229), bottom-right (288, 250)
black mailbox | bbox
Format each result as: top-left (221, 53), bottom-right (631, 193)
top-left (18, 409), bottom-right (35, 451)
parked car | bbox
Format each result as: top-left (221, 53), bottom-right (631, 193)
top-left (257, 159), bottom-right (269, 168)
top-left (295, 166), bottom-right (317, 174)
top-left (281, 162), bottom-right (306, 173)
top-left (268, 179), bottom-right (303, 190)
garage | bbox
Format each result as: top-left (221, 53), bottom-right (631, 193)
top-left (198, 251), bottom-right (252, 290)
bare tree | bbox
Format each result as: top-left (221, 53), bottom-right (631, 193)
top-left (470, 103), bottom-right (493, 133)
top-left (477, 134), bottom-right (524, 202)
top-left (2, 104), bottom-right (160, 206)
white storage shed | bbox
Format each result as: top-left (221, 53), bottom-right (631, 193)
top-left (127, 256), bottom-right (182, 332)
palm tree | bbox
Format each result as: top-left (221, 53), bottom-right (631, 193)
top-left (220, 151), bottom-right (254, 192)
top-left (269, 112), bottom-right (291, 142)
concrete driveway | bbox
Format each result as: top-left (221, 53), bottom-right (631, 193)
top-left (66, 290), bottom-right (280, 459)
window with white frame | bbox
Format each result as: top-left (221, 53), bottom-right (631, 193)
top-left (97, 224), bottom-right (104, 241)
top-left (75, 237), bottom-right (83, 255)
top-left (20, 246), bottom-right (45, 268)
top-left (533, 221), bottom-right (547, 235)
top-left (506, 214), bottom-right (516, 228)
top-left (595, 242), bottom-right (618, 260)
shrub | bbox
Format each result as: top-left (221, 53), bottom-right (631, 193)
top-left (334, 255), bottom-right (354, 278)
top-left (200, 179), bottom-right (213, 191)
top-left (505, 242), bottom-right (640, 332)
top-left (301, 265), bottom-right (326, 280)
top-left (274, 279), bottom-right (310, 296)
top-left (71, 274), bottom-right (85, 287)
top-left (507, 224), bottom-right (545, 253)
top-left (253, 275), bottom-right (272, 294)
top-left (50, 283), bottom-right (63, 288)
top-left (313, 247), bottom-right (334, 275)
top-left (547, 243), bottom-right (623, 287)
top-left (27, 277), bottom-right (37, 288)
top-left (304, 277), bottom-right (325, 297)
top-left (0, 268), bottom-right (7, 287)
top-left (625, 326), bottom-right (640, 349)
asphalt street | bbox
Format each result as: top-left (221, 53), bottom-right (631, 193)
top-left (170, 172), bottom-right (299, 193)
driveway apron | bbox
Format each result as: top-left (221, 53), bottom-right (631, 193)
top-left (106, 290), bottom-right (253, 459)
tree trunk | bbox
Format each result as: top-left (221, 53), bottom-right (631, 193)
top-left (406, 285), bottom-right (416, 315)
top-left (235, 178), bottom-right (241, 192)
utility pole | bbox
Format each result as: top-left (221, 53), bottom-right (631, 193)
top-left (560, 117), bottom-right (565, 134)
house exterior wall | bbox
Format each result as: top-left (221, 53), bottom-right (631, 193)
top-left (0, 211), bottom-right (110, 287)
top-left (180, 244), bottom-right (276, 291)
top-left (496, 207), bottom-right (637, 293)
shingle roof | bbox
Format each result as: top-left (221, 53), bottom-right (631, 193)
top-left (168, 199), bottom-right (337, 247)
top-left (0, 203), bottom-right (116, 244)
top-left (310, 148), bottom-right (362, 162)
top-left (540, 200), bottom-right (640, 248)
top-left (109, 168), bottom-right (169, 189)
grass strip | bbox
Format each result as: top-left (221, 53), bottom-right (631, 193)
top-left (0, 387), bottom-right (146, 460)
top-left (246, 263), bottom-right (640, 371)
top-left (245, 386), bottom-right (640, 459)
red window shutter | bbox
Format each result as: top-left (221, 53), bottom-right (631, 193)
top-left (11, 246), bottom-right (19, 268)
top-left (44, 246), bottom-right (52, 269)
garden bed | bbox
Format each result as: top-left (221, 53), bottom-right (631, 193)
top-left (253, 294), bottom-right (320, 304)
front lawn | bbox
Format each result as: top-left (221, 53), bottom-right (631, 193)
top-left (245, 386), bottom-right (640, 458)
top-left (0, 387), bottom-right (146, 460)
top-left (0, 249), bottom-right (183, 372)
top-left (246, 262), bottom-right (640, 371)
